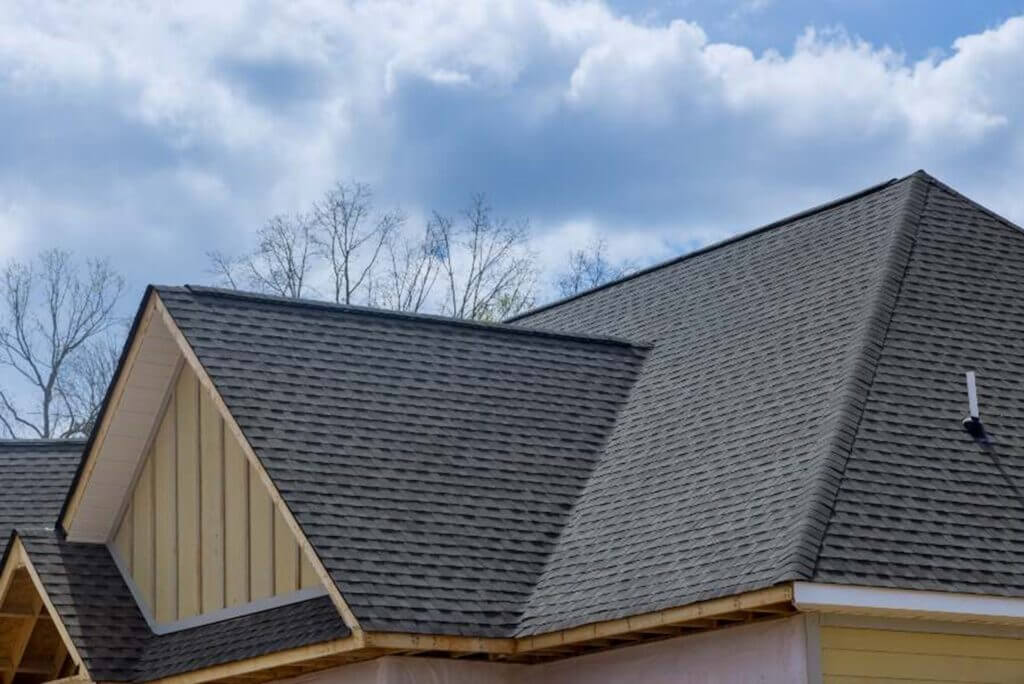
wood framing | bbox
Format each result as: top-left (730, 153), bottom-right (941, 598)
top-left (0, 538), bottom-right (88, 683)
top-left (108, 362), bottom-right (322, 629)
top-left (150, 293), bottom-right (363, 634)
top-left (149, 584), bottom-right (797, 683)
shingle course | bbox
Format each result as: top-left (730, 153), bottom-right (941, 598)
top-left (156, 287), bottom-right (649, 636)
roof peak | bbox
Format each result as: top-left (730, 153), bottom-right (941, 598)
top-left (508, 171), bottom-right (943, 323)
top-left (158, 285), bottom-right (650, 350)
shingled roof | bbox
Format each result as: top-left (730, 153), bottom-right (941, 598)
top-left (5, 170), bottom-right (1023, 680)
top-left (0, 439), bottom-right (83, 542)
top-left (1, 442), bottom-right (350, 682)
top-left (155, 286), bottom-right (650, 636)
top-left (511, 171), bottom-right (1024, 634)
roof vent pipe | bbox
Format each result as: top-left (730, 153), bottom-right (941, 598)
top-left (962, 371), bottom-right (986, 440)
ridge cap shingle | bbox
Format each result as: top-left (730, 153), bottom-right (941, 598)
top-left (506, 173), bottom-right (926, 323)
top-left (786, 172), bottom-right (934, 582)
top-left (158, 284), bottom-right (651, 350)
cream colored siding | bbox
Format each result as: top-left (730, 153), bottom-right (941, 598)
top-left (821, 625), bottom-right (1024, 683)
top-left (110, 363), bottom-right (320, 626)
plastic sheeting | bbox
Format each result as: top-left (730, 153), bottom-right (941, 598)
top-left (285, 616), bottom-right (808, 684)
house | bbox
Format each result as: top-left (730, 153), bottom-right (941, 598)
top-left (2, 170), bottom-right (1024, 683)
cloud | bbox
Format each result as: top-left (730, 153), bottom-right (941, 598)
top-left (0, 1), bottom-right (1021, 306)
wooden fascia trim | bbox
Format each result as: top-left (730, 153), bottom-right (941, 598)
top-left (516, 584), bottom-right (794, 652)
top-left (145, 582), bottom-right (795, 681)
top-left (148, 634), bottom-right (365, 684)
top-left (151, 293), bottom-right (363, 635)
top-left (61, 293), bottom-right (159, 532)
top-left (0, 537), bottom-right (91, 682)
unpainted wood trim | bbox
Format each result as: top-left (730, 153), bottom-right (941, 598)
top-left (152, 293), bottom-right (363, 634)
top-left (62, 295), bottom-right (158, 532)
top-left (517, 584), bottom-right (794, 651)
top-left (362, 632), bottom-right (517, 654)
top-left (148, 634), bottom-right (365, 684)
top-left (145, 585), bottom-right (797, 682)
top-left (2, 538), bottom-right (90, 681)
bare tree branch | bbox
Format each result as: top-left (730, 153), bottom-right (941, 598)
top-left (0, 249), bottom-right (124, 438)
top-left (434, 194), bottom-right (536, 321)
top-left (206, 250), bottom-right (242, 289)
top-left (313, 182), bottom-right (402, 304)
top-left (376, 222), bottom-right (444, 313)
top-left (555, 238), bottom-right (632, 298)
top-left (243, 213), bottom-right (316, 298)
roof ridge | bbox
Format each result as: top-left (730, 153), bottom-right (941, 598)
top-left (507, 174), bottom-right (913, 323)
top-left (168, 285), bottom-right (651, 350)
top-left (780, 172), bottom-right (934, 582)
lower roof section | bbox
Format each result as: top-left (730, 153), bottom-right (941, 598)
top-left (11, 528), bottom-right (349, 682)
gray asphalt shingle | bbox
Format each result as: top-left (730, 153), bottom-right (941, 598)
top-left (156, 287), bottom-right (650, 636)
top-left (5, 170), bottom-right (1024, 678)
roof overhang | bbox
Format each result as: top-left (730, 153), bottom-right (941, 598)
top-left (793, 581), bottom-right (1024, 624)
top-left (0, 533), bottom-right (89, 683)
top-left (57, 289), bottom-right (363, 636)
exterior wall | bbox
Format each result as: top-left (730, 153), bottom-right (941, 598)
top-left (110, 363), bottom-right (319, 626)
top-left (819, 616), bottom-right (1024, 683)
top-left (283, 616), bottom-right (810, 684)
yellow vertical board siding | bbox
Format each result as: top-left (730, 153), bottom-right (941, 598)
top-left (274, 508), bottom-right (299, 595)
top-left (300, 551), bottom-right (319, 590)
top-left (153, 402), bottom-right (177, 623)
top-left (200, 389), bottom-right (225, 614)
top-left (131, 457), bottom-right (155, 611)
top-left (821, 625), bottom-right (1024, 684)
top-left (110, 363), bottom-right (324, 626)
top-left (113, 501), bottom-right (132, 572)
top-left (249, 461), bottom-right (275, 601)
top-left (224, 435), bottom-right (250, 607)
top-left (176, 370), bottom-right (201, 619)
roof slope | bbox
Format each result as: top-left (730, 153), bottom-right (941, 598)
top-left (512, 174), bottom-right (932, 634)
top-left (0, 439), bottom-right (83, 543)
top-left (814, 179), bottom-right (1024, 594)
top-left (156, 287), bottom-right (649, 636)
top-left (17, 529), bottom-right (349, 682)
top-left (0, 443), bottom-right (348, 682)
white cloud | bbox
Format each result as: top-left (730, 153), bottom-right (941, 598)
top-left (0, 1), bottom-right (1020, 303)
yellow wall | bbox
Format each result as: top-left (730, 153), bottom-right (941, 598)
top-left (111, 364), bottom-right (319, 624)
top-left (821, 624), bottom-right (1024, 683)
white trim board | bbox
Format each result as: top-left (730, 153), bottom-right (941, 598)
top-left (107, 542), bottom-right (328, 635)
top-left (793, 582), bottom-right (1024, 624)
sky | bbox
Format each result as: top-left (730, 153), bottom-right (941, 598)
top-left (2, 0), bottom-right (1023, 313)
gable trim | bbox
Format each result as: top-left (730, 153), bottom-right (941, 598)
top-left (61, 290), bottom-right (160, 535)
top-left (105, 544), bottom-right (327, 635)
top-left (0, 535), bottom-right (90, 682)
top-left (151, 293), bottom-right (363, 635)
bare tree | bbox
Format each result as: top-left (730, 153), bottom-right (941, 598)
top-left (314, 182), bottom-right (403, 305)
top-left (209, 214), bottom-right (316, 299)
top-left (555, 238), bottom-right (631, 298)
top-left (434, 194), bottom-right (536, 321)
top-left (0, 249), bottom-right (124, 438)
top-left (375, 222), bottom-right (444, 313)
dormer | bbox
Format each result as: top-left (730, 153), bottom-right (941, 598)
top-left (59, 290), bottom-right (336, 633)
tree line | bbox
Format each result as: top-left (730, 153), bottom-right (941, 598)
top-left (0, 181), bottom-right (631, 439)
